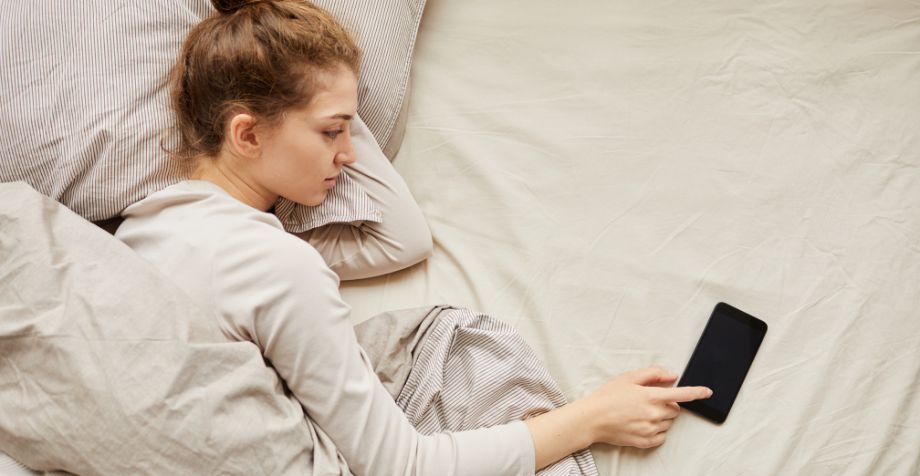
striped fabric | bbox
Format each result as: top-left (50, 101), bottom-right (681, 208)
top-left (0, 0), bottom-right (425, 232)
top-left (358, 306), bottom-right (601, 475)
top-left (274, 171), bottom-right (382, 232)
top-left (0, 453), bottom-right (33, 476)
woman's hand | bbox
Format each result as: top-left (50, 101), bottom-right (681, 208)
top-left (581, 366), bottom-right (712, 449)
top-left (526, 366), bottom-right (713, 470)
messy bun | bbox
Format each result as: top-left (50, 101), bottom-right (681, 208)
top-left (169, 0), bottom-right (361, 160)
top-left (210, 0), bottom-right (259, 15)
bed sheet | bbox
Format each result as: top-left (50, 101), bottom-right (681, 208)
top-left (340, 0), bottom-right (920, 474)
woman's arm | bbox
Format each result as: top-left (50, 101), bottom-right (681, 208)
top-left (295, 115), bottom-right (433, 281)
top-left (224, 229), bottom-right (710, 473)
top-left (227, 236), bottom-right (533, 475)
top-left (232, 239), bottom-right (711, 472)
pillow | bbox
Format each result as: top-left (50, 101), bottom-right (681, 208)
top-left (0, 181), bottom-right (316, 475)
top-left (319, 0), bottom-right (427, 158)
top-left (0, 0), bottom-right (427, 232)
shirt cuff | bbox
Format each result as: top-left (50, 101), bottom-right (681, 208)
top-left (451, 420), bottom-right (536, 476)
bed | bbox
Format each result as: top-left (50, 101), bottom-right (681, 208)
top-left (3, 0), bottom-right (920, 474)
top-left (338, 0), bottom-right (920, 474)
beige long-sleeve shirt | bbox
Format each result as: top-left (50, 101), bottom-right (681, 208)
top-left (114, 119), bottom-right (536, 475)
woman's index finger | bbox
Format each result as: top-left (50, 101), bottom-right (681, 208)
top-left (653, 385), bottom-right (713, 403)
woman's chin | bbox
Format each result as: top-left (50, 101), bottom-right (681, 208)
top-left (285, 191), bottom-right (327, 208)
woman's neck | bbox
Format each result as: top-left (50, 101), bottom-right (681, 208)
top-left (189, 156), bottom-right (278, 212)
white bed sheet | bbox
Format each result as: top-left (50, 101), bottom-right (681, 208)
top-left (341, 0), bottom-right (920, 474)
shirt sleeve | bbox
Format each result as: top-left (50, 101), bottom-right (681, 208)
top-left (295, 115), bottom-right (433, 281)
top-left (216, 235), bottom-right (534, 476)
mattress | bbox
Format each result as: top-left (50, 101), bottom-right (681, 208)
top-left (340, 0), bottom-right (920, 474)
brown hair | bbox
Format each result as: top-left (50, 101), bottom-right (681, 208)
top-left (168, 0), bottom-right (361, 160)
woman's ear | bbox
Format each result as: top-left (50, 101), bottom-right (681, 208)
top-left (226, 113), bottom-right (261, 158)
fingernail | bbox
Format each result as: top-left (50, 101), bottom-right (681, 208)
top-left (707, 389), bottom-right (714, 397)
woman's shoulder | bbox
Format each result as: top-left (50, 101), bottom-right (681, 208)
top-left (121, 181), bottom-right (277, 229)
top-left (226, 220), bottom-right (328, 270)
top-left (119, 180), bottom-right (332, 280)
top-left (210, 218), bottom-right (341, 318)
top-left (202, 206), bottom-right (335, 286)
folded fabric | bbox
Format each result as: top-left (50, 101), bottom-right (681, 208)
top-left (357, 305), bottom-right (600, 475)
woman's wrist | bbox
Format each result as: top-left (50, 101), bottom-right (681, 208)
top-left (524, 398), bottom-right (598, 470)
top-left (565, 395), bottom-right (601, 448)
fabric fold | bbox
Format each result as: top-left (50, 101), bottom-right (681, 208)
top-left (356, 305), bottom-right (599, 476)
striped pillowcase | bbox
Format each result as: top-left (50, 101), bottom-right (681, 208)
top-left (319, 0), bottom-right (427, 159)
top-left (0, 0), bottom-right (426, 233)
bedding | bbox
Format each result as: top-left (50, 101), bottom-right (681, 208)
top-left (0, 182), bottom-right (315, 475)
top-left (337, 0), bottom-right (920, 474)
top-left (0, 456), bottom-right (31, 476)
top-left (0, 0), bottom-right (425, 231)
top-left (357, 305), bottom-right (597, 475)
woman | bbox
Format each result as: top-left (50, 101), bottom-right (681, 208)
top-left (116, 1), bottom-right (713, 474)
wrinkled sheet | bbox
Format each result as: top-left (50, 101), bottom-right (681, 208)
top-left (339, 0), bottom-right (920, 474)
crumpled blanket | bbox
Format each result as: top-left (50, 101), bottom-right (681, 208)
top-left (357, 305), bottom-right (599, 475)
top-left (0, 181), bottom-right (596, 475)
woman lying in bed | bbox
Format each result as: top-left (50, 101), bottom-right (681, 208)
top-left (115, 0), bottom-right (713, 474)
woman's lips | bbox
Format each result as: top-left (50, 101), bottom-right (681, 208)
top-left (323, 177), bottom-right (337, 189)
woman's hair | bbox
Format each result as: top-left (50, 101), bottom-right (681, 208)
top-left (168, 0), bottom-right (361, 160)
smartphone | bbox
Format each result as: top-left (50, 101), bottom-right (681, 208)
top-left (677, 302), bottom-right (767, 424)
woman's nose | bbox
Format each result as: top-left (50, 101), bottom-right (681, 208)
top-left (335, 136), bottom-right (357, 166)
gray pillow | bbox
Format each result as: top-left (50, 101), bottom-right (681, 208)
top-left (0, 0), bottom-right (426, 232)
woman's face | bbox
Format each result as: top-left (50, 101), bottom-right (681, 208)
top-left (254, 64), bottom-right (359, 207)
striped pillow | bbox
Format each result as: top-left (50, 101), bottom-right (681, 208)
top-left (0, 0), bottom-right (426, 233)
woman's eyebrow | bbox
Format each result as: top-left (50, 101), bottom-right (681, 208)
top-left (327, 113), bottom-right (353, 120)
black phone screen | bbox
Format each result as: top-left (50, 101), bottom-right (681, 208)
top-left (677, 302), bottom-right (767, 423)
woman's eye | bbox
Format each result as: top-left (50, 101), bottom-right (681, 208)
top-left (324, 130), bottom-right (344, 139)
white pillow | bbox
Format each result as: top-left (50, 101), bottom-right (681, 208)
top-left (0, 0), bottom-right (426, 232)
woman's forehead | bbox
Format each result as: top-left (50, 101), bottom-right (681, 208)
top-left (305, 75), bottom-right (358, 120)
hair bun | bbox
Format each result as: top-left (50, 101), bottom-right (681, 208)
top-left (211, 0), bottom-right (259, 14)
